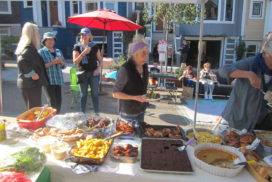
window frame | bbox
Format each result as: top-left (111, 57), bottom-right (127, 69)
top-left (0, 26), bottom-right (11, 37)
top-left (0, 1), bottom-right (11, 14)
top-left (83, 1), bottom-right (99, 13)
top-left (132, 2), bottom-right (145, 12)
top-left (103, 2), bottom-right (118, 13)
top-left (203, 0), bottom-right (221, 23)
top-left (245, 42), bottom-right (259, 57)
top-left (70, 0), bottom-right (80, 16)
top-left (223, 0), bottom-right (236, 23)
top-left (23, 0), bottom-right (33, 8)
top-left (250, 0), bottom-right (265, 19)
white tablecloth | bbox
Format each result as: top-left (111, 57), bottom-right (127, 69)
top-left (0, 119), bottom-right (257, 182)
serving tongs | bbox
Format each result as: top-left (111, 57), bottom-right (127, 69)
top-left (36, 104), bottom-right (48, 121)
top-left (177, 137), bottom-right (196, 151)
top-left (103, 132), bottom-right (123, 141)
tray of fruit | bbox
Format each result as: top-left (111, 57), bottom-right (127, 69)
top-left (70, 138), bottom-right (112, 165)
top-left (16, 107), bottom-right (57, 130)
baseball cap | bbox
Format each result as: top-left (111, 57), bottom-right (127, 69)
top-left (79, 28), bottom-right (92, 35)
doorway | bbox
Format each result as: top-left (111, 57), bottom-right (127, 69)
top-left (49, 1), bottom-right (59, 26)
top-left (186, 40), bottom-right (221, 69)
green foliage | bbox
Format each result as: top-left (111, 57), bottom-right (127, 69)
top-left (0, 36), bottom-right (19, 58)
top-left (175, 68), bottom-right (184, 77)
top-left (0, 147), bottom-right (46, 174)
top-left (235, 41), bottom-right (246, 61)
top-left (143, 3), bottom-right (199, 33)
top-left (113, 54), bottom-right (127, 70)
top-left (123, 12), bottom-right (146, 50)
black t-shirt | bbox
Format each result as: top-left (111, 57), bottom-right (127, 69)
top-left (73, 44), bottom-right (99, 72)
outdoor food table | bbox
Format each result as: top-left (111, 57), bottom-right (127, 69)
top-left (0, 117), bottom-right (258, 182)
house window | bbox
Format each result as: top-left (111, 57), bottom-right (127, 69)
top-left (204, 0), bottom-right (219, 20)
top-left (250, 0), bottom-right (264, 19)
top-left (104, 2), bottom-right (117, 12)
top-left (0, 27), bottom-right (10, 37)
top-left (246, 44), bottom-right (258, 57)
top-left (135, 2), bottom-right (144, 11)
top-left (85, 2), bottom-right (97, 12)
top-left (71, 1), bottom-right (80, 15)
top-left (0, 1), bottom-right (11, 14)
top-left (225, 0), bottom-right (234, 21)
top-left (24, 0), bottom-right (33, 8)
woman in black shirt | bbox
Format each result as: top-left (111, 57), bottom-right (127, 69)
top-left (73, 28), bottom-right (103, 115)
top-left (113, 35), bottom-right (149, 123)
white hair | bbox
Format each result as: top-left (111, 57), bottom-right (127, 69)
top-left (262, 32), bottom-right (272, 54)
top-left (127, 34), bottom-right (149, 58)
top-left (15, 22), bottom-right (40, 55)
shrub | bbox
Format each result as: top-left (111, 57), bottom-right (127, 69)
top-left (112, 54), bottom-right (127, 70)
top-left (0, 36), bottom-right (19, 58)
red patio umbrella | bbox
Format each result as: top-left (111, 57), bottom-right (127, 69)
top-left (67, 9), bottom-right (143, 32)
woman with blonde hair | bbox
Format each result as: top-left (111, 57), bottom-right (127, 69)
top-left (113, 34), bottom-right (149, 123)
top-left (16, 22), bottom-right (48, 109)
top-left (200, 62), bottom-right (217, 100)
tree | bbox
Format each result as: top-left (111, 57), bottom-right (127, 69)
top-left (235, 41), bottom-right (246, 61)
top-left (123, 12), bottom-right (146, 55)
top-left (143, 3), bottom-right (199, 69)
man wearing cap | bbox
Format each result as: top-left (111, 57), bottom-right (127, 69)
top-left (73, 28), bottom-right (103, 115)
top-left (38, 31), bottom-right (65, 113)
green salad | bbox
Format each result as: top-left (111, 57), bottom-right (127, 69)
top-left (0, 147), bottom-right (46, 173)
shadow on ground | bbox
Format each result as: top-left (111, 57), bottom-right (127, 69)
top-left (158, 113), bottom-right (191, 126)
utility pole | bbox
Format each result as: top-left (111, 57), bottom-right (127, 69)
top-left (0, 36), bottom-right (3, 115)
top-left (136, 11), bottom-right (140, 35)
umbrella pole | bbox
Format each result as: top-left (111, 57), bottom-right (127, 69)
top-left (0, 36), bottom-right (3, 115)
top-left (100, 24), bottom-right (106, 93)
top-left (193, 0), bottom-right (205, 133)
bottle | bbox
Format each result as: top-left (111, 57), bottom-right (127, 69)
top-left (0, 120), bottom-right (6, 142)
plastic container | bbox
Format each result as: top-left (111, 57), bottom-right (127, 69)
top-left (86, 116), bottom-right (114, 132)
top-left (115, 119), bottom-right (137, 138)
top-left (51, 142), bottom-right (69, 160)
top-left (17, 107), bottom-right (57, 130)
top-left (37, 136), bottom-right (58, 153)
top-left (110, 140), bottom-right (139, 163)
top-left (262, 138), bottom-right (272, 156)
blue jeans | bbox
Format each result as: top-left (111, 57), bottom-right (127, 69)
top-left (79, 71), bottom-right (100, 113)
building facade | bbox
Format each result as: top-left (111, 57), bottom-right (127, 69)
top-left (0, 0), bottom-right (145, 60)
top-left (0, 0), bottom-right (270, 65)
top-left (241, 0), bottom-right (268, 58)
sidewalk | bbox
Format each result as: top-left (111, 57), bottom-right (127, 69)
top-left (1, 63), bottom-right (227, 130)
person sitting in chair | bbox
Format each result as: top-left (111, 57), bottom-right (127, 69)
top-left (179, 65), bottom-right (196, 87)
top-left (200, 62), bottom-right (217, 100)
